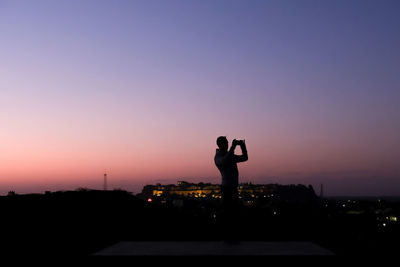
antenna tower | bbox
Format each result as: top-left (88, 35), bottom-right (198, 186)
top-left (104, 171), bottom-right (108, 191)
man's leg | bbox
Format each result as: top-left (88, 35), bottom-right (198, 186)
top-left (221, 186), bottom-right (237, 242)
top-left (230, 187), bottom-right (240, 242)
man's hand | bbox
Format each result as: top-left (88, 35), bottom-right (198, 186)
top-left (232, 139), bottom-right (239, 146)
top-left (234, 139), bottom-right (245, 146)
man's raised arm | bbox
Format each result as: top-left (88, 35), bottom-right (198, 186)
top-left (234, 140), bottom-right (248, 163)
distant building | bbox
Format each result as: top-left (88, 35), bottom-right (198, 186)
top-left (139, 181), bottom-right (318, 204)
top-left (7, 191), bottom-right (16, 196)
top-left (141, 181), bottom-right (221, 199)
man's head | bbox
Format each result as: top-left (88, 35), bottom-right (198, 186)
top-left (216, 136), bottom-right (228, 151)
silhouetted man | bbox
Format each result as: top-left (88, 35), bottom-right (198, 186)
top-left (214, 136), bottom-right (248, 242)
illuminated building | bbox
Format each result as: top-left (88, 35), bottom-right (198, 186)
top-left (139, 181), bottom-right (316, 204)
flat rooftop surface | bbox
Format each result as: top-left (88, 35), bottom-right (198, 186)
top-left (93, 241), bottom-right (334, 256)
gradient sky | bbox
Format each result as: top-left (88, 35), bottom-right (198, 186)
top-left (1, 0), bottom-right (400, 196)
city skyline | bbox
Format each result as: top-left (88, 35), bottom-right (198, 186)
top-left (1, 0), bottom-right (400, 196)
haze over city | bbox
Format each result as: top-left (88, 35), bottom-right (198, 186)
top-left (1, 0), bottom-right (399, 196)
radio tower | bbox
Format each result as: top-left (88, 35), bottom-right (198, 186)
top-left (104, 171), bottom-right (108, 191)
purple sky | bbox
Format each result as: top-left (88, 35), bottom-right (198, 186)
top-left (1, 0), bottom-right (400, 196)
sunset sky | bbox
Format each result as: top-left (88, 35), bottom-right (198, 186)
top-left (1, 0), bottom-right (399, 196)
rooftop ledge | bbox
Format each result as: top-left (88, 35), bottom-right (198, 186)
top-left (93, 241), bottom-right (334, 256)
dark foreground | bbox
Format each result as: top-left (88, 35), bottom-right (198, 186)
top-left (0, 189), bottom-right (399, 258)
